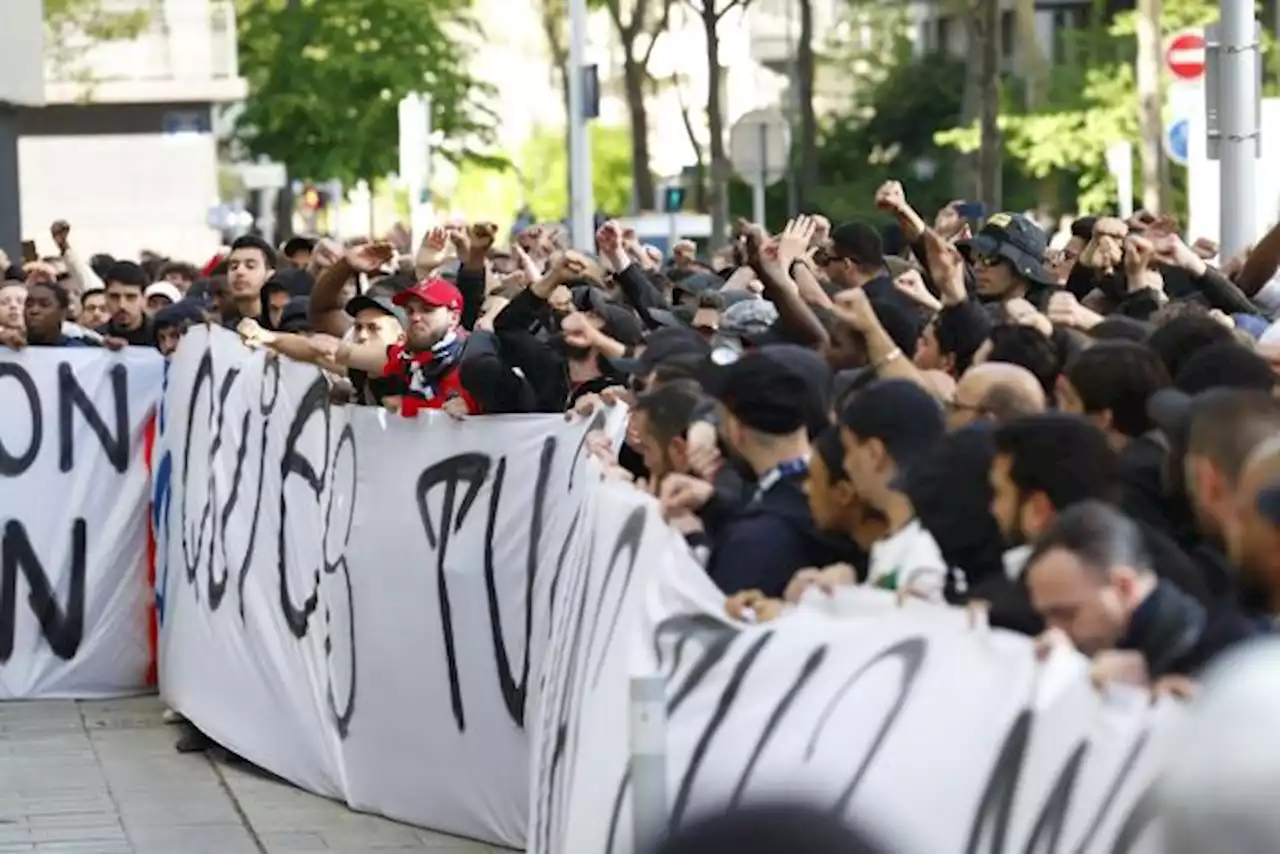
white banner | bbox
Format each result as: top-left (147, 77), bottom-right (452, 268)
top-left (0, 346), bottom-right (164, 699)
top-left (156, 326), bottom-right (620, 847)
top-left (531, 482), bottom-right (1182, 854)
top-left (158, 327), bottom-right (1183, 854)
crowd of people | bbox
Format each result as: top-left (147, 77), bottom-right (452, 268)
top-left (5, 186), bottom-right (1280, 793)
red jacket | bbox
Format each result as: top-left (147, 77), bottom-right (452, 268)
top-left (381, 338), bottom-right (479, 416)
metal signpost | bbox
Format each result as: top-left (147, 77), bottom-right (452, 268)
top-left (728, 108), bottom-right (791, 226)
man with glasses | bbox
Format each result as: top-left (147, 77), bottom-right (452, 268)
top-left (822, 221), bottom-right (923, 325)
top-left (957, 212), bottom-right (1058, 309)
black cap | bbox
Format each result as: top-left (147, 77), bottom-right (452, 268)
top-left (346, 293), bottom-right (407, 326)
top-left (572, 286), bottom-right (646, 347)
top-left (829, 221), bottom-right (884, 267)
top-left (612, 326), bottom-right (710, 376)
top-left (696, 350), bottom-right (815, 435)
top-left (1147, 386), bottom-right (1251, 449)
top-left (959, 212), bottom-right (1053, 285)
top-left (265, 266), bottom-right (315, 297)
top-left (672, 272), bottom-right (722, 300)
top-left (839, 379), bottom-right (944, 477)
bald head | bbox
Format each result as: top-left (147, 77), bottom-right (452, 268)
top-left (951, 362), bottom-right (1047, 429)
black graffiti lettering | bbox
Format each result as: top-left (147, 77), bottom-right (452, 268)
top-left (0, 518), bottom-right (86, 662)
top-left (535, 520), bottom-right (601, 854)
top-left (1070, 732), bottom-right (1149, 854)
top-left (58, 362), bottom-right (129, 474)
top-left (483, 438), bottom-right (556, 727)
top-left (204, 366), bottom-right (244, 608)
top-left (727, 646), bottom-right (827, 809)
top-left (277, 377), bottom-right (329, 636)
top-left (415, 452), bottom-right (492, 732)
top-left (964, 709), bottom-right (1155, 853)
top-left (235, 354), bottom-right (281, 618)
top-left (815, 637), bottom-right (928, 814)
top-left (180, 349), bottom-right (216, 593)
top-left (1107, 787), bottom-right (1158, 854)
top-left (0, 362), bottom-right (42, 477)
top-left (603, 763), bottom-right (632, 854)
top-left (963, 710), bottom-right (1033, 853)
top-left (588, 506), bottom-right (647, 687)
top-left (544, 505), bottom-right (583, 634)
top-left (321, 423), bottom-right (358, 738)
top-left (669, 632), bottom-right (775, 829)
top-left (653, 614), bottom-right (737, 715)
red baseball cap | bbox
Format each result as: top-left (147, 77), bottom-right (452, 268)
top-left (393, 278), bottom-right (463, 311)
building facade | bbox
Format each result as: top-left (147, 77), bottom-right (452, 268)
top-left (17, 0), bottom-right (246, 263)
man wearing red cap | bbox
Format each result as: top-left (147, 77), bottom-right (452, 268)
top-left (311, 276), bottom-right (478, 416)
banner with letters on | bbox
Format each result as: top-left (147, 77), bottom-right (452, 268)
top-left (156, 326), bottom-right (622, 847)
top-left (0, 345), bottom-right (164, 699)
top-left (530, 482), bottom-right (1182, 854)
top-left (159, 326), bottom-right (1183, 853)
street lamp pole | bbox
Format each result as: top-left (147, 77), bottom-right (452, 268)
top-left (568, 0), bottom-right (595, 250)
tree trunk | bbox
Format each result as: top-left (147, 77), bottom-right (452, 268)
top-left (622, 56), bottom-right (655, 213)
top-left (1135, 0), bottom-right (1167, 213)
top-left (977, 0), bottom-right (1002, 212)
top-left (796, 0), bottom-right (817, 210)
top-left (702, 2), bottom-right (729, 248)
top-left (674, 78), bottom-right (709, 211)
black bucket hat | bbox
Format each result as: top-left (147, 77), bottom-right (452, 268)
top-left (959, 212), bottom-right (1054, 286)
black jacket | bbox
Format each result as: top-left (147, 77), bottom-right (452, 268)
top-left (1119, 580), bottom-right (1254, 677)
top-left (702, 470), bottom-right (862, 598)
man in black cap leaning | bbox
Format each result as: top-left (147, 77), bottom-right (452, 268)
top-left (958, 212), bottom-right (1057, 309)
top-left (659, 350), bottom-right (856, 599)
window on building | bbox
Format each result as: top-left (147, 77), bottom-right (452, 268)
top-left (937, 15), bottom-right (953, 55)
top-left (1000, 10), bottom-right (1015, 61)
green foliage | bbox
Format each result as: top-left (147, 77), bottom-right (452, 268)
top-left (520, 124), bottom-right (634, 221)
top-left (932, 0), bottom-right (1264, 215)
top-left (234, 0), bottom-right (498, 184)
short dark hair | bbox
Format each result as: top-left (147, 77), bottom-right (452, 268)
top-left (157, 261), bottom-right (200, 282)
top-left (1070, 217), bottom-right (1098, 241)
top-left (829, 221), bottom-right (884, 271)
top-left (229, 234), bottom-right (278, 269)
top-left (650, 353), bottom-right (706, 388)
top-left (813, 426), bottom-right (850, 485)
top-left (1065, 341), bottom-right (1170, 438)
top-left (103, 260), bottom-right (148, 290)
top-left (632, 380), bottom-right (705, 448)
top-left (985, 324), bottom-right (1059, 402)
top-left (282, 236), bottom-right (317, 258)
top-left (29, 280), bottom-right (70, 310)
top-left (1026, 500), bottom-right (1150, 579)
top-left (1089, 316), bottom-right (1152, 342)
top-left (1146, 313), bottom-right (1234, 379)
top-left (993, 413), bottom-right (1119, 510)
top-left (1186, 391), bottom-right (1280, 484)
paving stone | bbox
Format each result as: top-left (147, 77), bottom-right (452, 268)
top-left (0, 697), bottom-right (505, 854)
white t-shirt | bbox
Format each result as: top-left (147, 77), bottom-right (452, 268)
top-left (865, 519), bottom-right (950, 602)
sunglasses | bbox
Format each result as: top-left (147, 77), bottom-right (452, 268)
top-left (973, 252), bottom-right (1006, 267)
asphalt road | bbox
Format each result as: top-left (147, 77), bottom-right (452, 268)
top-left (0, 695), bottom-right (506, 854)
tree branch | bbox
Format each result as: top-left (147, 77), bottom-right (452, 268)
top-left (640, 0), bottom-right (675, 66)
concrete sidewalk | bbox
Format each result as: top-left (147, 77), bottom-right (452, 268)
top-left (0, 696), bottom-right (503, 854)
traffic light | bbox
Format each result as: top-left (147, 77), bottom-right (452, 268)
top-left (662, 185), bottom-right (685, 214)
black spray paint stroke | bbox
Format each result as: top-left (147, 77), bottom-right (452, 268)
top-left (57, 362), bottom-right (129, 474)
top-left (964, 709), bottom-right (1035, 853)
top-left (1107, 786), bottom-right (1159, 854)
top-left (652, 614), bottom-right (738, 716)
top-left (235, 355), bottom-right (281, 618)
top-left (320, 422), bottom-right (359, 737)
top-left (811, 637), bottom-right (929, 814)
top-left (727, 646), bottom-right (828, 809)
top-left (415, 452), bottom-right (492, 732)
top-left (205, 366), bottom-right (244, 608)
top-left (0, 518), bottom-right (86, 662)
top-left (567, 409), bottom-right (608, 491)
top-left (544, 505), bottom-right (583, 632)
top-left (276, 376), bottom-right (329, 635)
top-left (588, 506), bottom-right (648, 688)
top-left (180, 349), bottom-right (216, 596)
top-left (1070, 732), bottom-right (1150, 854)
top-left (668, 631), bottom-right (775, 829)
top-left (274, 373), bottom-right (359, 737)
top-left (537, 514), bottom-right (609, 854)
top-left (603, 762), bottom-right (633, 854)
top-left (482, 437), bottom-right (556, 726)
top-left (0, 362), bottom-right (42, 476)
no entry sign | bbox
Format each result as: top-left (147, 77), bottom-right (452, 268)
top-left (1166, 30), bottom-right (1206, 81)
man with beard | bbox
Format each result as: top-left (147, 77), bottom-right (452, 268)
top-left (311, 277), bottom-right (479, 416)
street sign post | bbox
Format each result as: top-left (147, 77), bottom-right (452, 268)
top-left (1164, 118), bottom-right (1190, 166)
top-left (1166, 30), bottom-right (1206, 81)
top-left (728, 108), bottom-right (790, 226)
